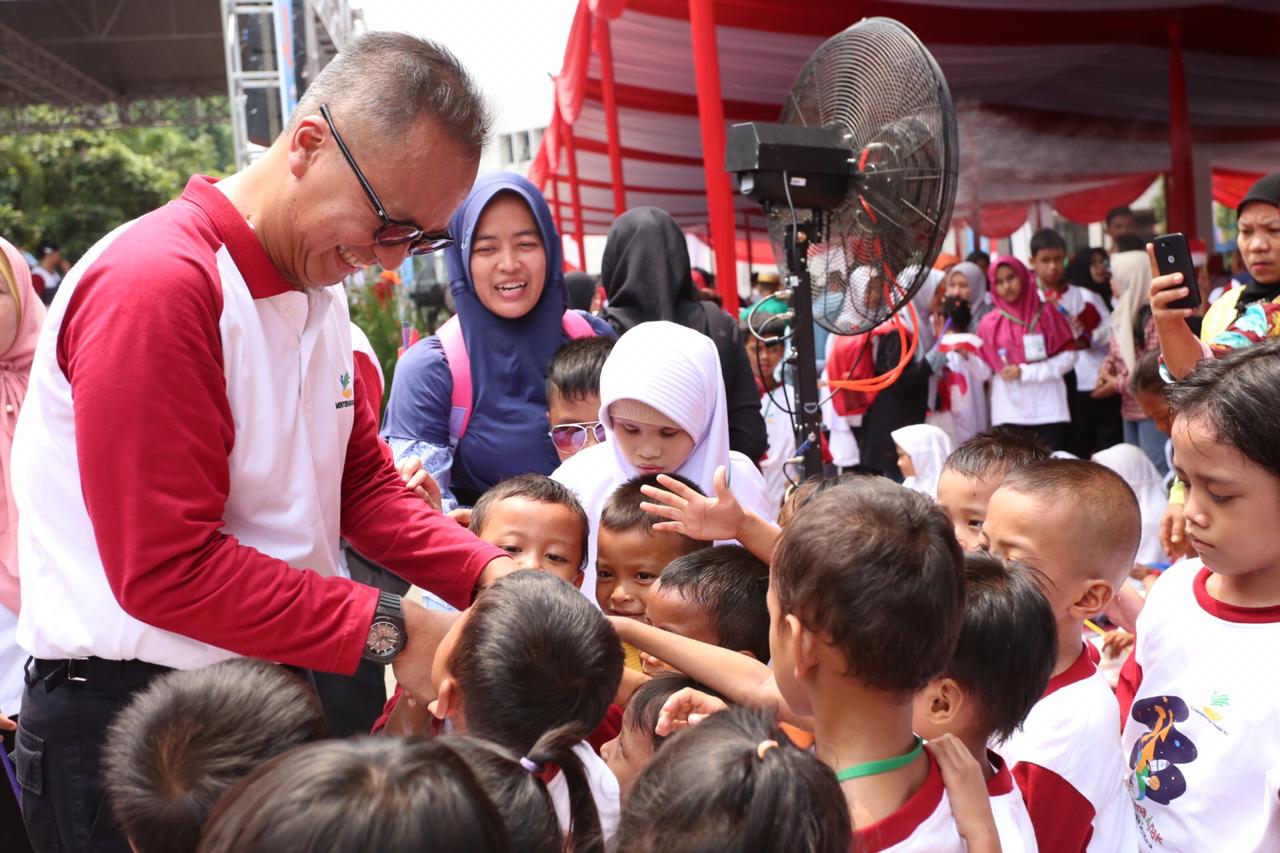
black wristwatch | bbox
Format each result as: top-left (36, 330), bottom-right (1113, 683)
top-left (362, 591), bottom-right (406, 663)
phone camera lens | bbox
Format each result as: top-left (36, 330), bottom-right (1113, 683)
top-left (1168, 255), bottom-right (1175, 264)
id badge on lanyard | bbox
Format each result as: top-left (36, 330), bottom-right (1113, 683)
top-left (1023, 333), bottom-right (1047, 363)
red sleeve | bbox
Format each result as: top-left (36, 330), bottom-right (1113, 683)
top-left (371, 683), bottom-right (404, 734)
top-left (338, 366), bottom-right (505, 609)
top-left (62, 245), bottom-right (378, 675)
top-left (586, 704), bottom-right (624, 755)
top-left (1012, 762), bottom-right (1096, 853)
top-left (352, 350), bottom-right (391, 464)
top-left (1077, 302), bottom-right (1102, 334)
top-left (1116, 651), bottom-right (1143, 727)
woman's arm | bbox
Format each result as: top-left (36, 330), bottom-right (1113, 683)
top-left (1147, 243), bottom-right (1204, 379)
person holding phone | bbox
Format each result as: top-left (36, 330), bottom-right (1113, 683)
top-left (1152, 173), bottom-right (1280, 380)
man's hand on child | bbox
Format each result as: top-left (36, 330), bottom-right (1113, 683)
top-left (390, 602), bottom-right (460, 712)
top-left (924, 734), bottom-right (1001, 853)
top-left (656, 687), bottom-right (729, 737)
top-left (640, 466), bottom-right (744, 542)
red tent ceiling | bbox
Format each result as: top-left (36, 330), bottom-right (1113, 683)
top-left (530, 0), bottom-right (1280, 253)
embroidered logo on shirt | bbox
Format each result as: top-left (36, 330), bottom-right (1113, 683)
top-left (336, 372), bottom-right (355, 409)
top-left (1127, 695), bottom-right (1198, 805)
top-left (1193, 690), bottom-right (1231, 736)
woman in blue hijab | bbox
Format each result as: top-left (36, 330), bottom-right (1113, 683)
top-left (382, 172), bottom-right (611, 508)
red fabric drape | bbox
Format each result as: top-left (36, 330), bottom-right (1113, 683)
top-left (564, 123), bottom-right (588, 270)
top-left (1053, 173), bottom-right (1160, 224)
top-left (957, 203), bottom-right (1029, 239)
top-left (594, 16), bottom-right (627, 216)
top-left (1213, 168), bottom-right (1265, 210)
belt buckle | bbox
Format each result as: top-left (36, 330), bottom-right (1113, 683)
top-left (65, 658), bottom-right (90, 683)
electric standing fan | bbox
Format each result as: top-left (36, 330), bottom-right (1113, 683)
top-left (726, 17), bottom-right (959, 479)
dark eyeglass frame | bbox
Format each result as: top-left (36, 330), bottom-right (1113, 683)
top-left (548, 421), bottom-right (606, 452)
top-left (319, 103), bottom-right (453, 256)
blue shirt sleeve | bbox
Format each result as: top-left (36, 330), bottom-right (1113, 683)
top-left (381, 336), bottom-right (453, 446)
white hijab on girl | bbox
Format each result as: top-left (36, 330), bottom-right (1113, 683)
top-left (553, 321), bottom-right (773, 602)
top-left (890, 423), bottom-right (953, 499)
top-left (1092, 443), bottom-right (1168, 565)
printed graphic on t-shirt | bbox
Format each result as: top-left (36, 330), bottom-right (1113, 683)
top-left (1127, 695), bottom-right (1198, 806)
top-left (336, 371), bottom-right (355, 409)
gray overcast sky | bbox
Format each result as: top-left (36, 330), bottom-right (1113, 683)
top-left (358, 0), bottom-right (579, 131)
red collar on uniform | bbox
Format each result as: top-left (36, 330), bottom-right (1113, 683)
top-left (853, 753), bottom-right (943, 852)
top-left (1042, 643), bottom-right (1097, 699)
top-left (181, 175), bottom-right (294, 300)
top-left (985, 750), bottom-right (1015, 796)
top-left (1194, 567), bottom-right (1280, 623)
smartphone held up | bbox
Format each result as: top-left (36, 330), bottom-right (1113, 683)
top-left (1152, 232), bottom-right (1201, 311)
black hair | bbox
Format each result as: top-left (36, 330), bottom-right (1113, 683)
top-left (623, 673), bottom-right (709, 755)
top-left (778, 470), bottom-right (876, 528)
top-left (1106, 205), bottom-right (1135, 225)
top-left (197, 737), bottom-right (506, 853)
top-left (655, 545), bottom-right (770, 660)
top-left (1113, 233), bottom-right (1146, 252)
top-left (942, 427), bottom-right (1051, 482)
top-left (290, 32), bottom-right (490, 154)
top-left (448, 570), bottom-right (623, 753)
top-left (1129, 348), bottom-right (1166, 398)
top-left (470, 473), bottom-right (590, 570)
top-left (444, 723), bottom-right (603, 853)
top-left (600, 474), bottom-right (702, 551)
top-left (1029, 228), bottom-right (1067, 257)
top-left (740, 312), bottom-right (788, 342)
top-left (616, 706), bottom-right (851, 853)
top-left (965, 250), bottom-right (989, 266)
top-left (944, 552), bottom-right (1057, 743)
top-left (1166, 339), bottom-right (1280, 478)
top-left (546, 336), bottom-right (616, 404)
top-left (773, 478), bottom-right (965, 694)
top-left (1000, 460), bottom-right (1141, 586)
top-left (103, 659), bottom-right (327, 853)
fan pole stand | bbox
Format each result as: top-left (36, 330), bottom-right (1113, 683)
top-left (784, 224), bottom-right (825, 481)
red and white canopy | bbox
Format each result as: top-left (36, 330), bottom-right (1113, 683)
top-left (530, 0), bottom-right (1280, 309)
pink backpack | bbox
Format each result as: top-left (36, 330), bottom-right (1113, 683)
top-left (435, 310), bottom-right (596, 448)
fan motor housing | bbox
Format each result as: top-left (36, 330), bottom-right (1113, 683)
top-left (726, 123), bottom-right (853, 211)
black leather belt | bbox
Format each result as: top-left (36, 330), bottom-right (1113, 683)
top-left (24, 657), bottom-right (172, 693)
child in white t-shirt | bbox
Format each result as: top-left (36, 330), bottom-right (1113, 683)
top-left (1118, 342), bottom-right (1280, 851)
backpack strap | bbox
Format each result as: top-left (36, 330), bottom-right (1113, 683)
top-left (437, 310), bottom-right (596, 448)
top-left (436, 315), bottom-right (472, 449)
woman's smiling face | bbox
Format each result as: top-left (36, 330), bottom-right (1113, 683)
top-left (469, 192), bottom-right (547, 319)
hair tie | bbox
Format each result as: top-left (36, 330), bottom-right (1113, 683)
top-left (519, 756), bottom-right (541, 774)
top-left (755, 739), bottom-right (780, 761)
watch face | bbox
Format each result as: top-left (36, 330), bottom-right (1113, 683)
top-left (367, 620), bottom-right (402, 657)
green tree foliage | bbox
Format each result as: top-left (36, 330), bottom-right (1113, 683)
top-left (0, 123), bottom-right (233, 260)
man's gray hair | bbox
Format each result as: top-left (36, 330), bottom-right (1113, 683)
top-left (291, 31), bottom-right (490, 156)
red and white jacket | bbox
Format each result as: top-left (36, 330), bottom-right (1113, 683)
top-left (999, 643), bottom-right (1137, 853)
top-left (12, 175), bottom-right (502, 673)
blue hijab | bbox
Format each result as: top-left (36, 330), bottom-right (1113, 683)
top-left (439, 172), bottom-right (568, 497)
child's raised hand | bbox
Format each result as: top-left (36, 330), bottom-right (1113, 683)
top-left (640, 466), bottom-right (744, 542)
top-left (656, 687), bottom-right (729, 737)
top-left (397, 457), bottom-right (442, 512)
top-left (924, 734), bottom-right (1001, 853)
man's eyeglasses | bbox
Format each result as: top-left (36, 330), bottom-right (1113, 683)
top-left (320, 103), bottom-right (453, 256)
top-left (549, 421), bottom-right (606, 453)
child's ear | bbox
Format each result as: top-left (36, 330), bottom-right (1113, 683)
top-left (786, 614), bottom-right (818, 679)
top-left (927, 678), bottom-right (964, 725)
top-left (1070, 579), bottom-right (1114, 618)
top-left (429, 677), bottom-right (460, 722)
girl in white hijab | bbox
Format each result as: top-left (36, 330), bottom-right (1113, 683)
top-left (890, 423), bottom-right (953, 499)
top-left (553, 321), bottom-right (772, 601)
top-left (1092, 443), bottom-right (1168, 566)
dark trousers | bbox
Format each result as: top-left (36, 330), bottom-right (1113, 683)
top-left (1065, 371), bottom-right (1124, 458)
top-left (2, 725), bottom-right (34, 852)
top-left (15, 662), bottom-right (169, 852)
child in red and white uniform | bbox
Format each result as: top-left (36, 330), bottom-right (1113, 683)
top-left (935, 261), bottom-right (994, 444)
top-left (981, 459), bottom-right (1142, 852)
top-left (1118, 343), bottom-right (1280, 851)
top-left (913, 550), bottom-right (1057, 853)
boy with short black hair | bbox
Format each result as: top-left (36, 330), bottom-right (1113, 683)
top-left (641, 544), bottom-right (770, 672)
top-left (469, 473), bottom-right (589, 587)
top-left (981, 459), bottom-right (1141, 851)
top-left (1104, 205), bottom-right (1137, 248)
top-left (1031, 228), bottom-right (1119, 458)
top-left (936, 428), bottom-right (1050, 550)
top-left (600, 672), bottom-right (706, 803)
top-left (598, 475), bottom-right (703, 669)
top-left (546, 336), bottom-right (615, 462)
top-left (102, 659), bottom-right (328, 853)
top-left (913, 550), bottom-right (1058, 853)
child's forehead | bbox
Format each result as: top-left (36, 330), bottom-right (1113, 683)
top-left (487, 495), bottom-right (582, 530)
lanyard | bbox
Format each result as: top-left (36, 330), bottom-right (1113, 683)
top-left (835, 737), bottom-right (924, 782)
top-left (998, 303), bottom-right (1044, 332)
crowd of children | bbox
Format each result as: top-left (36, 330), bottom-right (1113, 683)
top-left (6, 132), bottom-right (1279, 852)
